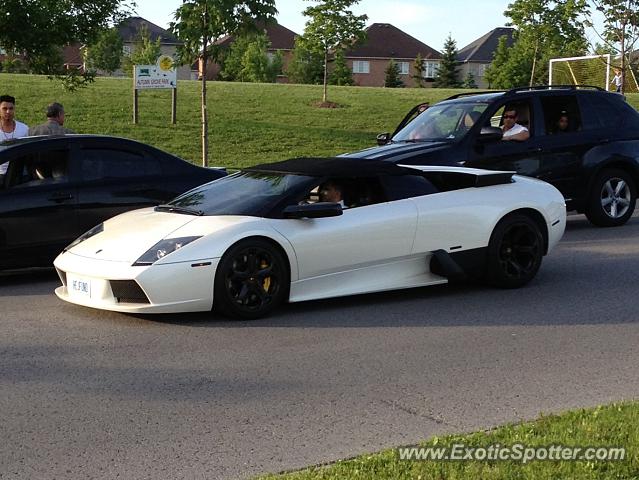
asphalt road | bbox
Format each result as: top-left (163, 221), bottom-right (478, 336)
top-left (1, 213), bottom-right (639, 479)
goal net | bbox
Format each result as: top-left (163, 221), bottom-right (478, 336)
top-left (549, 54), bottom-right (639, 93)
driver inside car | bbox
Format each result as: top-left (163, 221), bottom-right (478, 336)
top-left (318, 180), bottom-right (347, 208)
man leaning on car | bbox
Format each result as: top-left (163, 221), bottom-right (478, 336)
top-left (29, 102), bottom-right (75, 136)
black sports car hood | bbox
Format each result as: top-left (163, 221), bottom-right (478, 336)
top-left (339, 140), bottom-right (452, 162)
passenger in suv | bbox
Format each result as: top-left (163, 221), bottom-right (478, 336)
top-left (349, 85), bottom-right (639, 227)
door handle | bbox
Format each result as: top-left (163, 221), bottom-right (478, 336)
top-left (526, 146), bottom-right (542, 153)
top-left (48, 192), bottom-right (73, 202)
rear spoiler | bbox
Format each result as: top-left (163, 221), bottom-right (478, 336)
top-left (399, 165), bottom-right (515, 188)
top-left (474, 172), bottom-right (514, 187)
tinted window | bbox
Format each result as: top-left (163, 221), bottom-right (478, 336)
top-left (382, 175), bottom-right (438, 200)
top-left (582, 95), bottom-right (619, 129)
top-left (80, 148), bottom-right (161, 180)
top-left (540, 95), bottom-right (582, 134)
top-left (3, 149), bottom-right (69, 189)
top-left (168, 171), bottom-right (315, 216)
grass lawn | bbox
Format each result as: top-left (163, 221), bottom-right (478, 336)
top-left (6, 73), bottom-right (637, 169)
top-left (259, 402), bottom-right (639, 480)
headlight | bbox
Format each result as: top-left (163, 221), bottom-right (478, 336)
top-left (133, 236), bottom-right (202, 266)
top-left (64, 223), bottom-right (104, 251)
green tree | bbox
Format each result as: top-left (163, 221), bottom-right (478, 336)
top-left (0, 0), bottom-right (132, 89)
top-left (384, 59), bottom-right (403, 88)
top-left (122, 24), bottom-right (162, 76)
top-left (434, 34), bottom-right (460, 88)
top-left (463, 70), bottom-right (478, 88)
top-left (84, 27), bottom-right (123, 74)
top-left (589, 0), bottom-right (639, 94)
top-left (286, 36), bottom-right (324, 84)
top-left (170, 0), bottom-right (277, 165)
top-left (329, 49), bottom-right (354, 85)
top-left (220, 33), bottom-right (283, 82)
top-left (412, 53), bottom-right (425, 87)
top-left (484, 35), bottom-right (511, 88)
top-left (301, 0), bottom-right (368, 103)
top-left (504, 0), bottom-right (589, 86)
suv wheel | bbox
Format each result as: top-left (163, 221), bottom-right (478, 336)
top-left (585, 168), bottom-right (636, 227)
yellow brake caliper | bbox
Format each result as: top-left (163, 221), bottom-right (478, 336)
top-left (260, 260), bottom-right (271, 292)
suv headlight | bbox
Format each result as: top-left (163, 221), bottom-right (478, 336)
top-left (65, 223), bottom-right (104, 251)
top-left (133, 236), bottom-right (202, 266)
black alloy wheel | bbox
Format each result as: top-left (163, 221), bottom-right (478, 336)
top-left (486, 214), bottom-right (543, 289)
top-left (214, 239), bottom-right (289, 319)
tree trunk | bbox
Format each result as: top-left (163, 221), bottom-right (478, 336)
top-left (323, 49), bottom-right (328, 104)
top-left (620, 15), bottom-right (626, 95)
top-left (529, 40), bottom-right (538, 87)
top-left (201, 5), bottom-right (209, 167)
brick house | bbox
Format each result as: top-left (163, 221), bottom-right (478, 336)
top-left (61, 16), bottom-right (192, 80)
top-left (343, 23), bottom-right (442, 87)
top-left (199, 21), bottom-right (299, 82)
top-left (457, 27), bottom-right (515, 89)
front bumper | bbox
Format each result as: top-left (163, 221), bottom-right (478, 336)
top-left (54, 252), bottom-right (220, 314)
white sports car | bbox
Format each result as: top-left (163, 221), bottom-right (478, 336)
top-left (54, 157), bottom-right (566, 319)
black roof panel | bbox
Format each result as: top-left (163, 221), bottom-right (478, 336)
top-left (245, 157), bottom-right (411, 176)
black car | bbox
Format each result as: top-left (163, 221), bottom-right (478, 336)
top-left (345, 85), bottom-right (639, 227)
top-left (0, 135), bottom-right (226, 270)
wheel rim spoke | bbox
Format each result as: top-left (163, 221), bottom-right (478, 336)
top-left (225, 247), bottom-right (280, 312)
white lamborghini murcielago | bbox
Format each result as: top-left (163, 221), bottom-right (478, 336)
top-left (54, 157), bottom-right (566, 319)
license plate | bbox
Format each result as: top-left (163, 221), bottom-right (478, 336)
top-left (69, 276), bottom-right (91, 298)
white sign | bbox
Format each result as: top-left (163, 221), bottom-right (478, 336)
top-left (134, 55), bottom-right (177, 89)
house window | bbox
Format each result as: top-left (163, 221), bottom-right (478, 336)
top-left (352, 60), bottom-right (370, 74)
top-left (422, 61), bottom-right (440, 78)
top-left (478, 63), bottom-right (488, 77)
top-left (397, 61), bottom-right (410, 75)
top-left (122, 45), bottom-right (131, 56)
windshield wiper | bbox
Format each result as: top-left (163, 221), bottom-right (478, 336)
top-left (154, 204), bottom-right (204, 216)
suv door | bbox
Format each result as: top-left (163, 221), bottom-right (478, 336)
top-left (467, 96), bottom-right (546, 177)
top-left (532, 93), bottom-right (597, 208)
top-left (0, 142), bottom-right (79, 268)
top-left (74, 140), bottom-right (166, 232)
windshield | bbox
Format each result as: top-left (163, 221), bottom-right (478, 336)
top-left (393, 102), bottom-right (489, 142)
top-left (167, 171), bottom-right (316, 216)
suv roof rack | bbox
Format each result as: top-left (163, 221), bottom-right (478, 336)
top-left (507, 84), bottom-right (607, 94)
top-left (445, 91), bottom-right (505, 100)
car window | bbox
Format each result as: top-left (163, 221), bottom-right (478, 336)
top-left (393, 103), bottom-right (489, 142)
top-left (79, 148), bottom-right (161, 181)
top-left (297, 176), bottom-right (386, 209)
top-left (582, 95), bottom-right (622, 130)
top-left (382, 174), bottom-right (438, 200)
top-left (2, 149), bottom-right (70, 189)
top-left (540, 95), bottom-right (582, 135)
top-left (484, 99), bottom-right (533, 138)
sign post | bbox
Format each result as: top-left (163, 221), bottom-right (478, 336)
top-left (133, 55), bottom-right (178, 124)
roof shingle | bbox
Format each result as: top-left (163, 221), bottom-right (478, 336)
top-left (457, 27), bottom-right (515, 63)
top-left (345, 23), bottom-right (441, 60)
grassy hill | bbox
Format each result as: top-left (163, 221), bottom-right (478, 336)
top-left (4, 74), bottom-right (638, 169)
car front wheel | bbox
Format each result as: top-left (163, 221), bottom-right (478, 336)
top-left (585, 168), bottom-right (636, 227)
top-left (485, 214), bottom-right (544, 289)
top-left (214, 239), bottom-right (289, 320)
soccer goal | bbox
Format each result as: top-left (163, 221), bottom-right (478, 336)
top-left (549, 54), bottom-right (639, 92)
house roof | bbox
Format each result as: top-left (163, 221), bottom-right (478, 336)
top-left (345, 23), bottom-right (441, 60)
top-left (457, 27), bottom-right (515, 63)
top-left (215, 21), bottom-right (298, 50)
top-left (118, 16), bottom-right (181, 45)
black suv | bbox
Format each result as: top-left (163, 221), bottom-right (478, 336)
top-left (344, 85), bottom-right (639, 227)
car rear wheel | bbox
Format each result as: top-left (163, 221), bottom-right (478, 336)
top-left (214, 239), bottom-right (289, 320)
top-left (585, 168), bottom-right (636, 227)
top-left (485, 214), bottom-right (543, 289)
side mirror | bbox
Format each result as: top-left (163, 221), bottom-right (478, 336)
top-left (376, 132), bottom-right (390, 146)
top-left (478, 126), bottom-right (503, 143)
top-left (283, 202), bottom-right (343, 219)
